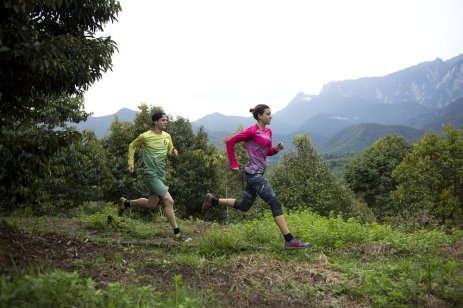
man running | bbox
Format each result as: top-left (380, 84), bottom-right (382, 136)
top-left (118, 111), bottom-right (191, 243)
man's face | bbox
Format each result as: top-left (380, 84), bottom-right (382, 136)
top-left (154, 115), bottom-right (168, 130)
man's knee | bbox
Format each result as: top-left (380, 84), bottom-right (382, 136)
top-left (160, 194), bottom-right (174, 208)
top-left (147, 196), bottom-right (159, 208)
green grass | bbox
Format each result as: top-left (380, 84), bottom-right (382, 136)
top-left (0, 270), bottom-right (211, 307)
top-left (1, 205), bottom-right (462, 307)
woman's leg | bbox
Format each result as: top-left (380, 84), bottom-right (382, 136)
top-left (273, 215), bottom-right (290, 235)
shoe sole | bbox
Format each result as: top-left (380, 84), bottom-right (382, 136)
top-left (176, 239), bottom-right (192, 243)
top-left (285, 243), bottom-right (311, 250)
top-left (285, 246), bottom-right (310, 250)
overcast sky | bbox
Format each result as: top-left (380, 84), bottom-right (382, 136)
top-left (83, 0), bottom-right (463, 121)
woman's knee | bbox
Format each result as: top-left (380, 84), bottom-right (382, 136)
top-left (268, 197), bottom-right (283, 217)
top-left (234, 194), bottom-right (254, 212)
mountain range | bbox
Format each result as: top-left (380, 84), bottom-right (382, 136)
top-left (75, 53), bottom-right (463, 154)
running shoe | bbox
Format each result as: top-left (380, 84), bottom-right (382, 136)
top-left (175, 232), bottom-right (192, 243)
top-left (202, 193), bottom-right (214, 212)
top-left (118, 197), bottom-right (128, 217)
top-left (285, 238), bottom-right (311, 250)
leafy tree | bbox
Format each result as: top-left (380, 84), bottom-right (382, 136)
top-left (392, 126), bottom-right (463, 226)
top-left (43, 130), bottom-right (113, 209)
top-left (167, 121), bottom-right (223, 218)
top-left (270, 134), bottom-right (355, 216)
top-left (0, 0), bottom-right (121, 209)
top-left (102, 118), bottom-right (145, 202)
top-left (343, 135), bottom-right (412, 219)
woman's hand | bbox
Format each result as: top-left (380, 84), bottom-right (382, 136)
top-left (275, 142), bottom-right (284, 152)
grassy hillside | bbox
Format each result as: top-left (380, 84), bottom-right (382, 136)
top-left (321, 123), bottom-right (424, 155)
top-left (1, 204), bottom-right (462, 307)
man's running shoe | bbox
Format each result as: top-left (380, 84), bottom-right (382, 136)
top-left (202, 193), bottom-right (214, 212)
top-left (118, 197), bottom-right (128, 217)
top-left (175, 232), bottom-right (192, 243)
top-left (285, 238), bottom-right (311, 250)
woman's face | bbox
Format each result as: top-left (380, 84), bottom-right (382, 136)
top-left (258, 108), bottom-right (272, 125)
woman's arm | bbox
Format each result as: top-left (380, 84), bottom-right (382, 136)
top-left (225, 127), bottom-right (255, 169)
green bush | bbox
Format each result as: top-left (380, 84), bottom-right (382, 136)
top-left (0, 270), bottom-right (213, 307)
top-left (270, 134), bottom-right (355, 216)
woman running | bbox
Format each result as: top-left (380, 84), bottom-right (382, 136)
top-left (202, 104), bottom-right (310, 249)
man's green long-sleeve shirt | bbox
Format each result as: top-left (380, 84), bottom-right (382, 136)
top-left (128, 130), bottom-right (174, 179)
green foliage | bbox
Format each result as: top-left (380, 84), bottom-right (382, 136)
top-left (0, 0), bottom-right (120, 209)
top-left (42, 130), bottom-right (113, 209)
top-left (392, 126), bottom-right (463, 226)
top-left (80, 206), bottom-right (161, 239)
top-left (102, 118), bottom-right (146, 201)
top-left (167, 119), bottom-right (223, 218)
top-left (236, 213), bottom-right (284, 248)
top-left (166, 274), bottom-right (213, 307)
top-left (276, 211), bottom-right (463, 306)
top-left (322, 152), bottom-right (356, 178)
top-left (344, 135), bottom-right (412, 219)
top-left (196, 225), bottom-right (242, 257)
top-left (0, 124), bottom-right (82, 209)
top-left (270, 134), bottom-right (355, 216)
top-left (0, 270), bottom-right (211, 307)
top-left (0, 0), bottom-right (120, 108)
top-left (2, 208), bottom-right (462, 306)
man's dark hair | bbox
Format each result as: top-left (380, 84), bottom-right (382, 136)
top-left (152, 112), bottom-right (166, 122)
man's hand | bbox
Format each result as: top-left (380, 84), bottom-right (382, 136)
top-left (127, 165), bottom-right (134, 173)
top-left (173, 148), bottom-right (178, 157)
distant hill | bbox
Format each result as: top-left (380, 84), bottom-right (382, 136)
top-left (320, 54), bottom-right (463, 108)
top-left (407, 97), bottom-right (463, 132)
top-left (191, 112), bottom-right (298, 135)
top-left (191, 112), bottom-right (254, 132)
top-left (321, 123), bottom-right (425, 154)
top-left (72, 108), bottom-right (137, 138)
top-left (194, 54), bottom-right (463, 139)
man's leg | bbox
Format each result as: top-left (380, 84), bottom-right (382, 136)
top-left (160, 192), bottom-right (177, 229)
top-left (161, 192), bottom-right (192, 242)
top-left (118, 195), bottom-right (159, 216)
top-left (130, 195), bottom-right (160, 209)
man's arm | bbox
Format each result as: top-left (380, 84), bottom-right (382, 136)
top-left (167, 135), bottom-right (178, 157)
top-left (127, 134), bottom-right (145, 172)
